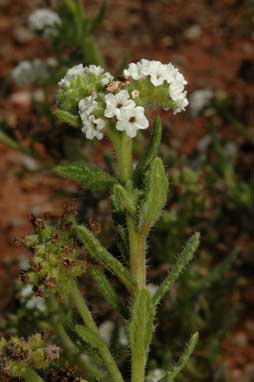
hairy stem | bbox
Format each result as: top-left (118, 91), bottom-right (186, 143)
top-left (116, 133), bottom-right (147, 382)
top-left (116, 133), bottom-right (133, 184)
top-left (132, 353), bottom-right (146, 382)
top-left (70, 280), bottom-right (123, 382)
top-left (128, 219), bottom-right (147, 289)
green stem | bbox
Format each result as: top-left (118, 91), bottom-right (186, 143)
top-left (70, 280), bottom-right (123, 382)
top-left (114, 131), bottom-right (147, 382)
top-left (116, 133), bottom-right (133, 184)
top-left (132, 353), bottom-right (146, 382)
top-left (128, 219), bottom-right (147, 289)
top-left (22, 368), bottom-right (45, 382)
top-left (70, 280), bottom-right (98, 331)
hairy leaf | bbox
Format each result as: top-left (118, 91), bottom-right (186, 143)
top-left (113, 184), bottom-right (136, 215)
top-left (139, 157), bottom-right (168, 231)
top-left (74, 225), bottom-right (136, 292)
top-left (76, 325), bottom-right (101, 349)
top-left (129, 289), bottom-right (155, 358)
top-left (54, 161), bottom-right (117, 191)
top-left (153, 233), bottom-right (200, 306)
top-left (89, 266), bottom-right (123, 313)
top-left (54, 108), bottom-right (80, 127)
top-left (161, 332), bottom-right (199, 382)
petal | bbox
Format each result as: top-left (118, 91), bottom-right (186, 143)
top-left (116, 120), bottom-right (128, 132)
top-left (126, 125), bottom-right (137, 138)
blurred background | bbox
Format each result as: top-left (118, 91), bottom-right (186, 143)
top-left (0, 1), bottom-right (254, 381)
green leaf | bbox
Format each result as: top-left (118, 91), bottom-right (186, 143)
top-left (0, 130), bottom-right (20, 150)
top-left (161, 332), bottom-right (199, 382)
top-left (193, 249), bottom-right (238, 293)
top-left (74, 225), bottom-right (136, 292)
top-left (63, 0), bottom-right (77, 14)
top-left (153, 233), bottom-right (200, 306)
top-left (112, 184), bottom-right (136, 215)
top-left (54, 108), bottom-right (80, 127)
top-left (89, 266), bottom-right (123, 314)
top-left (76, 325), bottom-right (102, 349)
top-left (54, 162), bottom-right (117, 191)
top-left (129, 289), bottom-right (155, 358)
top-left (89, 0), bottom-right (107, 33)
top-left (134, 116), bottom-right (162, 183)
top-left (138, 157), bottom-right (168, 232)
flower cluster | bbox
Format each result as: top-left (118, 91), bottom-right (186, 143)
top-left (28, 8), bottom-right (61, 37)
top-left (21, 212), bottom-right (86, 298)
top-left (124, 59), bottom-right (188, 114)
top-left (57, 64), bottom-right (113, 115)
top-left (0, 334), bottom-right (59, 378)
top-left (11, 59), bottom-right (51, 85)
top-left (104, 90), bottom-right (148, 138)
top-left (79, 93), bottom-right (105, 140)
top-left (57, 59), bottom-right (188, 140)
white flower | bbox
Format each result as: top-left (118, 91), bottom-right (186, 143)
top-left (141, 60), bottom-right (169, 86)
top-left (59, 64), bottom-right (85, 88)
top-left (169, 81), bottom-right (185, 101)
top-left (12, 59), bottom-right (49, 85)
top-left (123, 59), bottom-right (188, 114)
top-left (79, 93), bottom-right (97, 118)
top-left (85, 65), bottom-right (104, 76)
top-left (81, 114), bottom-right (105, 140)
top-left (29, 9), bottom-right (61, 37)
top-left (84, 65), bottom-right (114, 86)
top-left (104, 90), bottom-right (135, 118)
top-left (174, 92), bottom-right (189, 114)
top-left (189, 89), bottom-right (213, 116)
top-left (12, 61), bottom-right (32, 85)
top-left (101, 71), bottom-right (114, 86)
top-left (124, 62), bottom-right (143, 80)
top-left (116, 105), bottom-right (149, 138)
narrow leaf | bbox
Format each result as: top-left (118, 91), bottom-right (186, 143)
top-left (63, 0), bottom-right (77, 14)
top-left (194, 249), bottom-right (238, 293)
top-left (153, 233), bottom-right (200, 306)
top-left (113, 184), bottom-right (136, 215)
top-left (139, 157), bottom-right (168, 231)
top-left (74, 225), bottom-right (136, 292)
top-left (134, 116), bottom-right (162, 183)
top-left (129, 289), bottom-right (155, 358)
top-left (90, 0), bottom-right (107, 32)
top-left (54, 161), bottom-right (117, 191)
top-left (76, 325), bottom-right (101, 349)
top-left (54, 108), bottom-right (80, 127)
top-left (162, 332), bottom-right (199, 382)
top-left (89, 265), bottom-right (123, 314)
